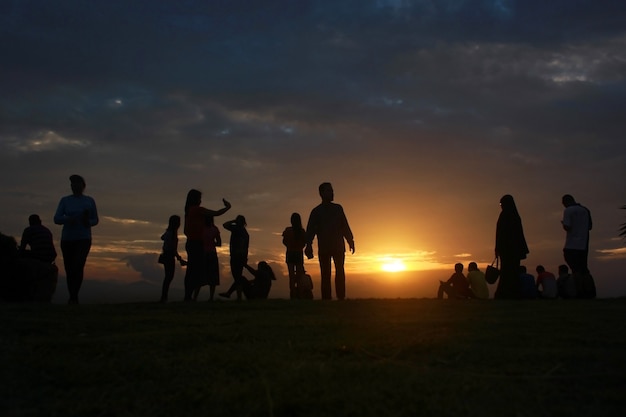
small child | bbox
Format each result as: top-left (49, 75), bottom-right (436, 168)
top-left (159, 215), bottom-right (187, 303)
top-left (296, 271), bottom-right (314, 300)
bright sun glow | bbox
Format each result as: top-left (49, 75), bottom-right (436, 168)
top-left (380, 260), bottom-right (406, 273)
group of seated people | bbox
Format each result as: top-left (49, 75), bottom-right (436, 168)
top-left (0, 215), bottom-right (59, 302)
top-left (437, 262), bottom-right (582, 300)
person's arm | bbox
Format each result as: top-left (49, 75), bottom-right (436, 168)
top-left (53, 198), bottom-right (67, 225)
top-left (208, 199), bottom-right (232, 217)
top-left (18, 229), bottom-right (28, 252)
top-left (304, 211), bottom-right (315, 259)
top-left (561, 209), bottom-right (571, 231)
top-left (215, 231), bottom-right (222, 247)
top-left (88, 198), bottom-right (99, 227)
top-left (243, 264), bottom-right (257, 277)
top-left (223, 220), bottom-right (235, 231)
top-left (340, 207), bottom-right (355, 254)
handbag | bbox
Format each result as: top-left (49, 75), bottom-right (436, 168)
top-left (485, 257), bottom-right (500, 284)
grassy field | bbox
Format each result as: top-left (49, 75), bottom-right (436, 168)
top-left (1, 298), bottom-right (625, 417)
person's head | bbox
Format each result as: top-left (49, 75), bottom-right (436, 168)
top-left (235, 215), bottom-right (247, 227)
top-left (167, 215), bottom-right (181, 230)
top-left (28, 214), bottom-right (42, 226)
top-left (468, 262), bottom-right (478, 272)
top-left (454, 263), bottom-right (463, 273)
top-left (536, 265), bottom-right (545, 273)
top-left (185, 189), bottom-right (202, 214)
top-left (319, 182), bottom-right (334, 203)
top-left (499, 194), bottom-right (517, 212)
top-left (558, 264), bottom-right (569, 276)
top-left (69, 174), bottom-right (86, 196)
top-left (290, 212), bottom-right (302, 229)
top-left (562, 194), bottom-right (576, 208)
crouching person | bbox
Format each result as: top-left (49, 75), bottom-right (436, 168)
top-left (1, 232), bottom-right (58, 302)
top-left (438, 263), bottom-right (474, 299)
top-left (242, 261), bottom-right (276, 300)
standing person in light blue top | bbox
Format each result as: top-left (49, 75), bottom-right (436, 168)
top-left (54, 174), bottom-right (99, 304)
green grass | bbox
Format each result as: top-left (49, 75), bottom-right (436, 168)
top-left (1, 299), bottom-right (625, 417)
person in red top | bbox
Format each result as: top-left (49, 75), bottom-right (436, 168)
top-left (183, 189), bottom-right (231, 301)
top-left (438, 263), bottom-right (473, 299)
top-left (282, 212), bottom-right (307, 299)
top-left (192, 215), bottom-right (221, 301)
top-left (535, 265), bottom-right (558, 299)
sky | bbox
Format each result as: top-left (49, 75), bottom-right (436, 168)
top-left (2, 0), bottom-right (626, 302)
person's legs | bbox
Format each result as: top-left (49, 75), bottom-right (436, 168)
top-left (318, 254), bottom-right (332, 300)
top-left (495, 256), bottom-right (521, 299)
top-left (437, 282), bottom-right (456, 299)
top-left (564, 249), bottom-right (586, 296)
top-left (61, 239), bottom-right (91, 303)
top-left (287, 262), bottom-right (297, 299)
top-left (161, 257), bottom-right (175, 302)
top-left (221, 256), bottom-right (245, 299)
top-left (333, 253), bottom-right (346, 300)
top-left (184, 240), bottom-right (204, 301)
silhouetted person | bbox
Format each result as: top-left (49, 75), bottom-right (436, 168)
top-left (19, 214), bottom-right (57, 264)
top-left (494, 194), bottom-right (529, 299)
top-left (220, 215), bottom-right (249, 300)
top-left (535, 265), bottom-right (557, 299)
top-left (305, 182), bottom-right (354, 300)
top-left (241, 261), bottom-right (276, 300)
top-left (519, 265), bottom-right (537, 299)
top-left (438, 263), bottom-right (473, 299)
top-left (1, 231), bottom-right (58, 302)
top-left (282, 212), bottom-right (307, 299)
top-left (194, 215), bottom-right (221, 301)
top-left (556, 264), bottom-right (576, 299)
top-left (296, 270), bottom-right (314, 300)
top-left (159, 215), bottom-right (186, 303)
top-left (561, 194), bottom-right (595, 298)
top-left (467, 261), bottom-right (489, 299)
top-left (183, 190), bottom-right (231, 301)
top-left (54, 175), bottom-right (99, 304)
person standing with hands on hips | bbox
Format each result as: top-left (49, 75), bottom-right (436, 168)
top-left (54, 174), bottom-right (99, 304)
top-left (305, 182), bottom-right (355, 300)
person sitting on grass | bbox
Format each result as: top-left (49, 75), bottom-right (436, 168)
top-left (295, 270), bottom-right (314, 300)
top-left (557, 264), bottom-right (577, 299)
top-left (519, 265), bottom-right (537, 299)
top-left (438, 263), bottom-right (473, 299)
top-left (535, 265), bottom-right (557, 299)
top-left (466, 262), bottom-right (489, 299)
top-left (241, 261), bottom-right (276, 300)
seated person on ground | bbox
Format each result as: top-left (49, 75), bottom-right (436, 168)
top-left (295, 270), bottom-right (314, 300)
top-left (535, 265), bottom-right (557, 299)
top-left (438, 263), bottom-right (473, 299)
top-left (557, 264), bottom-right (577, 299)
top-left (242, 261), bottom-right (276, 300)
top-left (466, 262), bottom-right (489, 299)
top-left (519, 265), bottom-right (537, 299)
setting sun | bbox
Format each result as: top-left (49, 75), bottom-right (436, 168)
top-left (381, 259), bottom-right (406, 273)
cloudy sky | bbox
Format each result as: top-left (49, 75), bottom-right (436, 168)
top-left (2, 0), bottom-right (626, 301)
